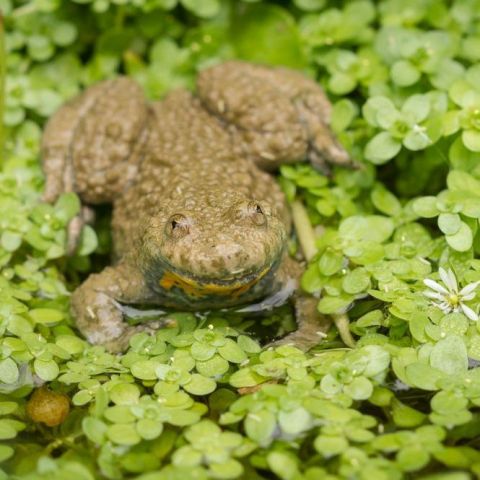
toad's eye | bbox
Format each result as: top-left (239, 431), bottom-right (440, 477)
top-left (249, 202), bottom-right (267, 227)
top-left (166, 214), bottom-right (190, 239)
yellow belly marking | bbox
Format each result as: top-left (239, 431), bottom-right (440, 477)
top-left (159, 267), bottom-right (270, 298)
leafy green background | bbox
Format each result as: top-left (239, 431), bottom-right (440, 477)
top-left (2, 0), bottom-right (480, 479)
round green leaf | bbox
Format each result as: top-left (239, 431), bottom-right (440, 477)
top-left (107, 423), bottom-right (141, 446)
top-left (463, 129), bottom-right (480, 152)
top-left (131, 360), bottom-right (161, 380)
top-left (196, 355), bottom-right (229, 377)
top-left (413, 196), bottom-right (440, 218)
top-left (183, 374), bottom-right (216, 395)
top-left (33, 359), bottom-right (59, 381)
top-left (0, 359), bottom-right (19, 385)
top-left (110, 384), bottom-right (140, 405)
top-left (342, 268), bottom-right (370, 294)
top-left (136, 418), bottom-right (164, 440)
top-left (1, 231), bottom-right (22, 252)
top-left (438, 213), bottom-right (461, 235)
top-left (244, 410), bottom-right (276, 447)
top-left (314, 435), bottom-right (348, 457)
top-left (218, 339), bottom-right (247, 364)
top-left (343, 376), bottom-right (373, 400)
top-left (391, 60), bottom-right (421, 87)
top-left (430, 336), bottom-right (468, 376)
top-left (339, 215), bottom-right (394, 243)
top-left (364, 132), bottom-right (402, 164)
top-left (446, 222), bottom-right (473, 252)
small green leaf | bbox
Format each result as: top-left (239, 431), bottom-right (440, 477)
top-left (463, 129), bottom-right (480, 152)
top-left (438, 213), bottom-right (461, 235)
top-left (0, 359), bottom-right (19, 385)
top-left (245, 410), bottom-right (276, 447)
top-left (318, 249), bottom-right (344, 276)
top-left (339, 215), bottom-right (394, 243)
top-left (131, 360), bottom-right (160, 380)
top-left (237, 335), bottom-right (261, 354)
top-left (391, 60), bottom-right (420, 87)
top-left (278, 407), bottom-right (311, 435)
top-left (196, 355), bottom-right (230, 377)
top-left (413, 196), bottom-right (439, 218)
top-left (371, 186), bottom-right (402, 216)
top-left (266, 450), bottom-right (299, 479)
top-left (396, 446), bottom-right (430, 472)
top-left (29, 308), bottom-right (64, 324)
top-left (77, 225), bottom-right (98, 256)
top-left (82, 416), bottom-right (107, 444)
top-left (110, 384), bottom-right (140, 405)
top-left (218, 339), bottom-right (247, 364)
top-left (183, 374), bottom-right (216, 395)
top-left (342, 268), bottom-right (370, 294)
top-left (430, 336), bottom-right (468, 376)
top-left (364, 132), bottom-right (402, 164)
top-left (344, 377), bottom-right (373, 400)
top-left (317, 295), bottom-right (353, 314)
top-left (34, 359), bottom-right (59, 381)
top-left (1, 231), bottom-right (22, 252)
top-left (107, 423), bottom-right (141, 446)
top-left (314, 435), bottom-right (348, 457)
top-left (136, 418), bottom-right (164, 440)
top-left (445, 222), bottom-right (473, 252)
top-left (0, 420), bottom-right (18, 440)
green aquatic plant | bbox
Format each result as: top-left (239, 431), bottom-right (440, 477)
top-left (2, 0), bottom-right (480, 479)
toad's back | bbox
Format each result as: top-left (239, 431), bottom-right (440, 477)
top-left (112, 89), bottom-right (289, 258)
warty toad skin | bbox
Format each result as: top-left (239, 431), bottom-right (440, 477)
top-left (41, 61), bottom-right (351, 352)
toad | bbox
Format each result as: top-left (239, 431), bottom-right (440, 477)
top-left (41, 61), bottom-right (351, 352)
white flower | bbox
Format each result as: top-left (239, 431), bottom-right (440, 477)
top-left (423, 268), bottom-right (480, 321)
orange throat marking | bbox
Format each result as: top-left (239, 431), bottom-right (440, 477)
top-left (159, 266), bottom-right (270, 298)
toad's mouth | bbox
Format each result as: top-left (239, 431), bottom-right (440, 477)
top-left (158, 264), bottom-right (272, 298)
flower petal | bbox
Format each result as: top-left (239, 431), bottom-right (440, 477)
top-left (460, 303), bottom-right (479, 321)
top-left (424, 278), bottom-right (449, 294)
top-left (423, 290), bottom-right (446, 301)
top-left (439, 268), bottom-right (458, 292)
top-left (431, 301), bottom-right (451, 313)
top-left (461, 292), bottom-right (476, 301)
top-left (459, 281), bottom-right (480, 296)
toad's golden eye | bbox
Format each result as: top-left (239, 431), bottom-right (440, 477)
top-left (249, 202), bottom-right (267, 227)
top-left (166, 214), bottom-right (190, 239)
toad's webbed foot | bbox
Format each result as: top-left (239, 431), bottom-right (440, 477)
top-left (71, 264), bottom-right (166, 353)
top-left (267, 295), bottom-right (331, 352)
top-left (197, 60), bottom-right (353, 173)
top-left (266, 255), bottom-right (331, 352)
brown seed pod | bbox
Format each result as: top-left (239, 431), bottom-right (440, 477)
top-left (26, 387), bottom-right (70, 427)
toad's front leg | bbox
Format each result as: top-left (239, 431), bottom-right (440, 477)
top-left (71, 264), bottom-right (166, 353)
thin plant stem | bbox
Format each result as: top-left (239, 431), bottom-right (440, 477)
top-left (291, 200), bottom-right (317, 262)
top-left (291, 199), bottom-right (356, 348)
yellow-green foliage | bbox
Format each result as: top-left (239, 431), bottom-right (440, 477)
top-left (1, 1), bottom-right (480, 479)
